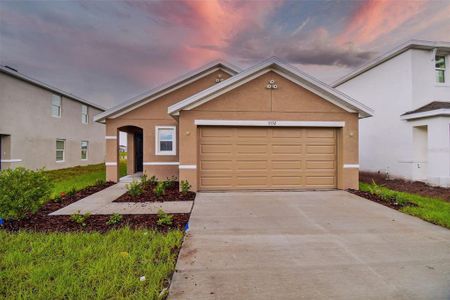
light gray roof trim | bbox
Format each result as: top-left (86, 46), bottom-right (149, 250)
top-left (333, 39), bottom-right (450, 87)
top-left (168, 57), bottom-right (373, 118)
top-left (94, 60), bottom-right (241, 123)
top-left (0, 65), bottom-right (105, 111)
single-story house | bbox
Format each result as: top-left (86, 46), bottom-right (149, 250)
top-left (94, 58), bottom-right (373, 191)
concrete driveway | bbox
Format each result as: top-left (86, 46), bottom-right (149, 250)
top-left (169, 191), bottom-right (450, 300)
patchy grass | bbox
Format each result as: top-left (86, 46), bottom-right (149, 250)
top-left (360, 182), bottom-right (450, 229)
top-left (46, 161), bottom-right (127, 197)
top-left (0, 228), bottom-right (183, 299)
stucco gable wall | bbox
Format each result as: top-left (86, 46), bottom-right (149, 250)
top-left (115, 70), bottom-right (230, 120)
top-left (193, 71), bottom-right (346, 113)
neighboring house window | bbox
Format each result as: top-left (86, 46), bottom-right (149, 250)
top-left (52, 95), bottom-right (62, 117)
top-left (81, 141), bottom-right (88, 160)
top-left (56, 139), bottom-right (65, 162)
top-left (155, 126), bottom-right (176, 155)
top-left (81, 105), bottom-right (88, 124)
top-left (435, 55), bottom-right (446, 83)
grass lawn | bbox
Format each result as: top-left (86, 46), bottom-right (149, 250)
top-left (360, 182), bottom-right (450, 229)
top-left (46, 161), bottom-right (127, 197)
top-left (0, 228), bottom-right (183, 299)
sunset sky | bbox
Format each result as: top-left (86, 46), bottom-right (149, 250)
top-left (1, 0), bottom-right (450, 108)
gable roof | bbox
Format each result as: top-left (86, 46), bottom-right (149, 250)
top-left (0, 65), bottom-right (105, 111)
top-left (94, 60), bottom-right (241, 123)
top-left (168, 57), bottom-right (373, 118)
top-left (333, 39), bottom-right (450, 87)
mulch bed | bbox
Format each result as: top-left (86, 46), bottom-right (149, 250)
top-left (2, 214), bottom-right (189, 233)
top-left (360, 171), bottom-right (450, 202)
top-left (348, 189), bottom-right (416, 210)
top-left (114, 181), bottom-right (196, 203)
top-left (1, 181), bottom-right (190, 233)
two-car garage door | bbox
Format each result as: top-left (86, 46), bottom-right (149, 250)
top-left (198, 126), bottom-right (337, 190)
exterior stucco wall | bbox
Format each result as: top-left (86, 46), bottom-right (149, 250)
top-left (337, 50), bottom-right (415, 179)
top-left (104, 70), bottom-right (230, 181)
top-left (0, 72), bottom-right (105, 170)
top-left (179, 71), bottom-right (360, 191)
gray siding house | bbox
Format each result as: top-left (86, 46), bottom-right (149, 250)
top-left (0, 66), bottom-right (105, 170)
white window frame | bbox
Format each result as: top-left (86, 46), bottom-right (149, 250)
top-left (435, 54), bottom-right (446, 84)
top-left (56, 139), bottom-right (65, 162)
top-left (81, 140), bottom-right (88, 160)
top-left (155, 126), bottom-right (176, 155)
top-left (81, 105), bottom-right (89, 124)
top-left (51, 94), bottom-right (62, 118)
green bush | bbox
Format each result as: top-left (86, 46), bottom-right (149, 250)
top-left (154, 182), bottom-right (166, 197)
top-left (149, 175), bottom-right (157, 185)
top-left (180, 180), bottom-right (191, 195)
top-left (70, 211), bottom-right (91, 227)
top-left (126, 180), bottom-right (143, 197)
top-left (0, 167), bottom-right (53, 220)
top-left (157, 209), bottom-right (173, 226)
top-left (106, 213), bottom-right (123, 225)
top-left (140, 174), bottom-right (149, 187)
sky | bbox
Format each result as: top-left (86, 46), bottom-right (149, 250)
top-left (1, 0), bottom-right (450, 109)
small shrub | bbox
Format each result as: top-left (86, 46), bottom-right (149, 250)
top-left (140, 174), bottom-right (149, 187)
top-left (180, 180), bottom-right (191, 195)
top-left (154, 181), bottom-right (166, 197)
top-left (149, 175), bottom-right (157, 185)
top-left (163, 179), bottom-right (173, 189)
top-left (157, 209), bottom-right (173, 226)
top-left (67, 187), bottom-right (77, 197)
top-left (70, 211), bottom-right (91, 227)
top-left (126, 180), bottom-right (143, 197)
top-left (106, 213), bottom-right (123, 225)
top-left (0, 167), bottom-right (53, 220)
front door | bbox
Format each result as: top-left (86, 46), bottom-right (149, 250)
top-left (134, 132), bottom-right (143, 172)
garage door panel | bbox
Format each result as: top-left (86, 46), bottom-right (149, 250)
top-left (271, 144), bottom-right (303, 154)
top-left (199, 127), bottom-right (337, 190)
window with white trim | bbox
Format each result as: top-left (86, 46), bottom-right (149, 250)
top-left (51, 94), bottom-right (62, 117)
top-left (56, 139), bottom-right (65, 162)
top-left (81, 140), bottom-right (88, 160)
top-left (81, 105), bottom-right (88, 124)
top-left (435, 55), bottom-right (446, 83)
top-left (155, 126), bottom-right (176, 155)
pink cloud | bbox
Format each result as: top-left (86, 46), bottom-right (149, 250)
top-left (337, 0), bottom-right (426, 45)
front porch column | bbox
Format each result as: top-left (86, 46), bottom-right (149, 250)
top-left (427, 117), bottom-right (450, 187)
top-left (105, 131), bottom-right (119, 182)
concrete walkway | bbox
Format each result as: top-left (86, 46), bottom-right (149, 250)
top-left (169, 191), bottom-right (450, 300)
top-left (50, 182), bottom-right (193, 215)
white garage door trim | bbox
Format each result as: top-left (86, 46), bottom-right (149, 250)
top-left (194, 120), bottom-right (345, 127)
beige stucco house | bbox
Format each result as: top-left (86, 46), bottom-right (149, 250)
top-left (95, 58), bottom-right (373, 191)
top-left (0, 66), bottom-right (105, 170)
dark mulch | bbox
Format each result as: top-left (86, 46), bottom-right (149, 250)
top-left (348, 189), bottom-right (417, 210)
top-left (1, 181), bottom-right (190, 233)
top-left (114, 181), bottom-right (196, 203)
top-left (360, 171), bottom-right (450, 202)
top-left (2, 214), bottom-right (189, 233)
top-left (41, 181), bottom-right (115, 215)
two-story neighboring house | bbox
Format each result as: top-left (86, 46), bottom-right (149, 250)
top-left (0, 65), bottom-right (106, 170)
top-left (334, 40), bottom-right (450, 187)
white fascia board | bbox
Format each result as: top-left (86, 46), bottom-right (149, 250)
top-left (168, 57), bottom-right (373, 118)
top-left (94, 61), bottom-right (241, 123)
top-left (194, 120), bottom-right (345, 127)
top-left (401, 109), bottom-right (450, 120)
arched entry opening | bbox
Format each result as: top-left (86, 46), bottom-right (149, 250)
top-left (118, 125), bottom-right (143, 179)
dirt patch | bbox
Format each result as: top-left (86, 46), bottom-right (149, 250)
top-left (348, 189), bottom-right (416, 210)
top-left (360, 171), bottom-right (450, 202)
top-left (114, 182), bottom-right (196, 203)
top-left (2, 214), bottom-right (189, 233)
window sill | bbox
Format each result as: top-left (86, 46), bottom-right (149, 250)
top-left (155, 152), bottom-right (176, 156)
top-left (56, 160), bottom-right (65, 163)
top-left (435, 83), bottom-right (450, 87)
